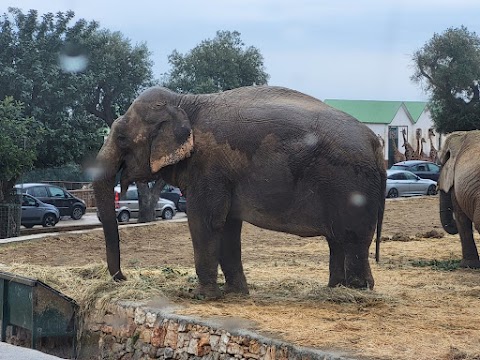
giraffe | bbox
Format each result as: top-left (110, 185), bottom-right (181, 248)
top-left (401, 128), bottom-right (416, 160)
top-left (428, 128), bottom-right (438, 163)
top-left (377, 134), bottom-right (385, 149)
top-left (414, 129), bottom-right (423, 159)
top-left (419, 137), bottom-right (429, 160)
top-left (389, 131), bottom-right (406, 163)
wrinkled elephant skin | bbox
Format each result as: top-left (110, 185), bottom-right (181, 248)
top-left (93, 86), bottom-right (386, 298)
top-left (438, 130), bottom-right (480, 268)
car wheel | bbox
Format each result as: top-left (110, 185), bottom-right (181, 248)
top-left (24, 224), bottom-right (34, 229)
top-left (42, 213), bottom-right (57, 227)
top-left (162, 208), bottom-right (174, 220)
top-left (71, 206), bottom-right (83, 220)
top-left (387, 188), bottom-right (399, 198)
top-left (117, 211), bottom-right (130, 223)
top-left (427, 185), bottom-right (437, 196)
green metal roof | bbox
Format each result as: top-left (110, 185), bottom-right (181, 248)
top-left (324, 99), bottom-right (428, 125)
top-left (403, 101), bottom-right (428, 122)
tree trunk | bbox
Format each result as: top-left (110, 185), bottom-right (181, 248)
top-left (0, 179), bottom-right (16, 203)
top-left (137, 180), bottom-right (166, 223)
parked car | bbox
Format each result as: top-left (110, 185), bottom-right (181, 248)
top-left (160, 184), bottom-right (187, 212)
top-left (15, 183), bottom-right (86, 220)
top-left (390, 160), bottom-right (441, 181)
top-left (386, 170), bottom-right (437, 198)
top-left (20, 193), bottom-right (60, 228)
top-left (109, 185), bottom-right (176, 222)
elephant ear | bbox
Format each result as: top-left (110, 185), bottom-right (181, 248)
top-left (438, 132), bottom-right (464, 193)
top-left (150, 105), bottom-right (194, 173)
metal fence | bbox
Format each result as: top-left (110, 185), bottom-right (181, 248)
top-left (0, 201), bottom-right (21, 239)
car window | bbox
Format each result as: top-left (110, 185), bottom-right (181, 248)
top-left (388, 173), bottom-right (406, 180)
top-left (124, 189), bottom-right (138, 200)
top-left (29, 186), bottom-right (48, 197)
top-left (427, 163), bottom-right (440, 172)
top-left (22, 195), bottom-right (36, 206)
top-left (404, 172), bottom-right (418, 180)
top-left (390, 165), bottom-right (406, 170)
top-left (416, 165), bottom-right (427, 171)
top-left (49, 186), bottom-right (66, 197)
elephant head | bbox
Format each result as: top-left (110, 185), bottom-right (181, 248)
top-left (93, 87), bottom-right (194, 280)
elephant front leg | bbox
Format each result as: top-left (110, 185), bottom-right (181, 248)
top-left (188, 217), bottom-right (224, 299)
top-left (219, 216), bottom-right (249, 295)
top-left (453, 195), bottom-right (480, 268)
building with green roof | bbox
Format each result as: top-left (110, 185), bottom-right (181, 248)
top-left (324, 99), bottom-right (439, 167)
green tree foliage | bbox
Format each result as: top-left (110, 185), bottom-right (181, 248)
top-left (163, 30), bottom-right (269, 93)
top-left (412, 26), bottom-right (480, 133)
top-left (0, 97), bottom-right (43, 202)
top-left (0, 8), bottom-right (155, 168)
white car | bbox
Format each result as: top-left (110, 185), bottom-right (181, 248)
top-left (112, 185), bottom-right (176, 222)
top-left (386, 170), bottom-right (437, 198)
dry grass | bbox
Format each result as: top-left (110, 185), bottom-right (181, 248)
top-left (1, 196), bottom-right (480, 360)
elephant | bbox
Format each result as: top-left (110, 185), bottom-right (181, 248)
top-left (93, 85), bottom-right (386, 298)
top-left (438, 130), bottom-right (480, 268)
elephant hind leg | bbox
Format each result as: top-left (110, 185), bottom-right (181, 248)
top-left (219, 216), bottom-right (249, 295)
top-left (344, 231), bottom-right (374, 290)
top-left (326, 236), bottom-right (346, 288)
top-left (327, 231), bottom-right (374, 290)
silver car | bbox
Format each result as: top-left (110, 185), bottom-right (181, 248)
top-left (386, 170), bottom-right (437, 198)
top-left (21, 193), bottom-right (60, 228)
top-left (113, 185), bottom-right (176, 222)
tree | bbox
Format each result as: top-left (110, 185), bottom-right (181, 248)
top-left (412, 26), bottom-right (480, 133)
top-left (163, 30), bottom-right (269, 93)
top-left (0, 97), bottom-right (43, 203)
top-left (0, 8), bottom-right (155, 168)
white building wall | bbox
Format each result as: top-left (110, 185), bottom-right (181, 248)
top-left (363, 106), bottom-right (440, 163)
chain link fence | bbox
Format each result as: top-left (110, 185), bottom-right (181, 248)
top-left (0, 193), bottom-right (21, 239)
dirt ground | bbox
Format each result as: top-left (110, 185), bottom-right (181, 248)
top-left (1, 196), bottom-right (480, 360)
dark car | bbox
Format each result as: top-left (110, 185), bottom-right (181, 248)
top-left (20, 193), bottom-right (60, 228)
top-left (160, 184), bottom-right (187, 212)
top-left (390, 160), bottom-right (441, 181)
top-left (15, 183), bottom-right (86, 220)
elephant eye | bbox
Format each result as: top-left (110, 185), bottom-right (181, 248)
top-left (117, 134), bottom-right (128, 148)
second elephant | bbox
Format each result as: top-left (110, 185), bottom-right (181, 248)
top-left (438, 130), bottom-right (480, 268)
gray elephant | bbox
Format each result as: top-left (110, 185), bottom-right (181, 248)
top-left (438, 130), bottom-right (480, 268)
top-left (93, 86), bottom-right (386, 298)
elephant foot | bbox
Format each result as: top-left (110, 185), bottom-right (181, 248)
top-left (193, 283), bottom-right (223, 300)
top-left (327, 278), bottom-right (346, 288)
top-left (112, 271), bottom-right (127, 282)
top-left (460, 259), bottom-right (480, 269)
top-left (346, 277), bottom-right (374, 290)
top-left (223, 274), bottom-right (249, 295)
top-left (223, 282), bottom-right (249, 295)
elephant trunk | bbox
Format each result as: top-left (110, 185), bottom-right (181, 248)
top-left (92, 136), bottom-right (126, 281)
top-left (439, 190), bottom-right (458, 235)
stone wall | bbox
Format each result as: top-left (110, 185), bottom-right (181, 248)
top-left (82, 301), bottom-right (355, 360)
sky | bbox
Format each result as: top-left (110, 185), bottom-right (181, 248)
top-left (4, 0), bottom-right (480, 102)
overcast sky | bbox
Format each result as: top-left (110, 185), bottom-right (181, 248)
top-left (6, 0), bottom-right (480, 101)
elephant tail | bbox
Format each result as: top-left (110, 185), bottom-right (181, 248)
top-left (375, 156), bottom-right (387, 263)
top-left (375, 183), bottom-right (385, 263)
